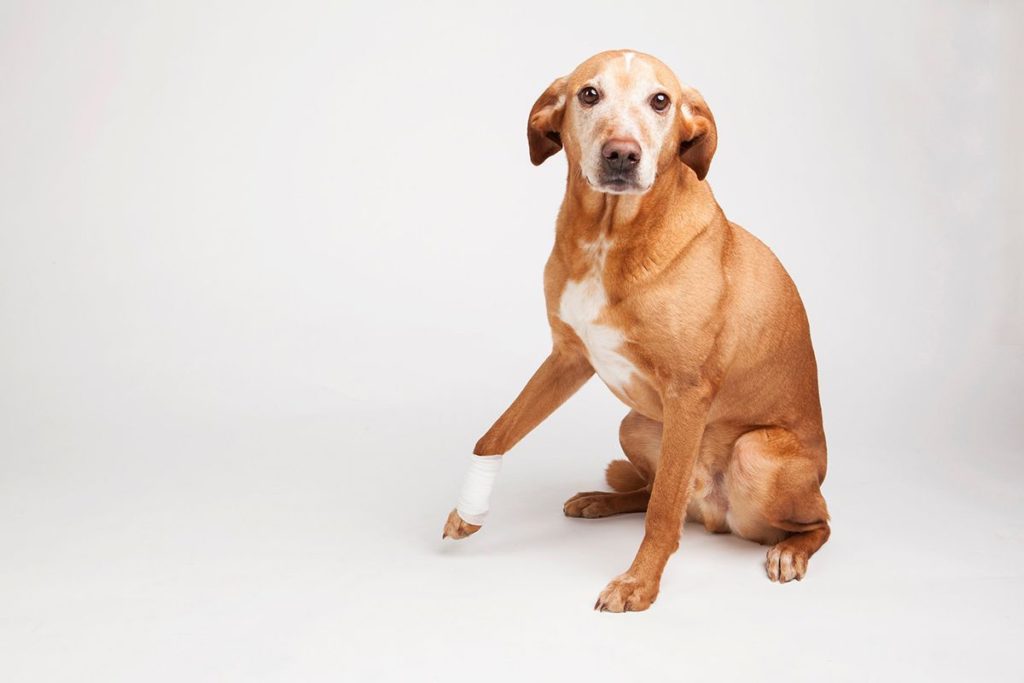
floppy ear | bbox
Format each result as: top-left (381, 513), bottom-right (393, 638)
top-left (676, 87), bottom-right (717, 180)
top-left (527, 77), bottom-right (568, 166)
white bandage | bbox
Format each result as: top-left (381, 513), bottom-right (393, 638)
top-left (455, 455), bottom-right (503, 525)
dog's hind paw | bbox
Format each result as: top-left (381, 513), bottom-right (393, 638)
top-left (564, 490), bottom-right (649, 518)
top-left (765, 543), bottom-right (809, 582)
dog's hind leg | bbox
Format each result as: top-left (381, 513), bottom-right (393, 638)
top-left (724, 428), bottom-right (830, 582)
top-left (563, 410), bottom-right (659, 518)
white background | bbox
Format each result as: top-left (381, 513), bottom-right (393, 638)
top-left (1, 1), bottom-right (1022, 681)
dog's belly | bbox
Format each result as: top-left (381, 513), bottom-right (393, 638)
top-left (558, 273), bottom-right (639, 394)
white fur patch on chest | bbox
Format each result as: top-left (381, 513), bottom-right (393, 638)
top-left (558, 239), bottom-right (638, 392)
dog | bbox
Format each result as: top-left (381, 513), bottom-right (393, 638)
top-left (443, 50), bottom-right (830, 612)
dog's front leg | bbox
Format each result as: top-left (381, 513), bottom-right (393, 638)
top-left (443, 350), bottom-right (593, 539)
top-left (595, 382), bottom-right (713, 612)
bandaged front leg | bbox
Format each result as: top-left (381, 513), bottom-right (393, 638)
top-left (442, 455), bottom-right (503, 540)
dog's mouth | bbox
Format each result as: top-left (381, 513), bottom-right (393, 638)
top-left (590, 173), bottom-right (650, 195)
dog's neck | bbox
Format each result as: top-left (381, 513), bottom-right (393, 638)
top-left (555, 162), bottom-right (723, 282)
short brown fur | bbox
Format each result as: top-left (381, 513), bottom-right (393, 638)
top-left (443, 50), bottom-right (830, 611)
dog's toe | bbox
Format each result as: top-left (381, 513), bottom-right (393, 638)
top-left (765, 543), bottom-right (809, 583)
top-left (563, 492), bottom-right (615, 518)
top-left (442, 509), bottom-right (481, 540)
top-left (594, 573), bottom-right (657, 613)
top-left (563, 490), bottom-right (648, 518)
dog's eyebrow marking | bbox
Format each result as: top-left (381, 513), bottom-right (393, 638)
top-left (623, 51), bottom-right (635, 72)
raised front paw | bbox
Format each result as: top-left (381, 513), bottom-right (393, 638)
top-left (442, 508), bottom-right (481, 540)
top-left (594, 573), bottom-right (659, 612)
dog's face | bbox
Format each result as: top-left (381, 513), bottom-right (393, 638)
top-left (528, 51), bottom-right (717, 194)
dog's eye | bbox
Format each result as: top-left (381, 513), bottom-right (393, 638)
top-left (650, 93), bottom-right (670, 112)
top-left (578, 87), bottom-right (600, 107)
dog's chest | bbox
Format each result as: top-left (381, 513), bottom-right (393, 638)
top-left (557, 239), bottom-right (639, 392)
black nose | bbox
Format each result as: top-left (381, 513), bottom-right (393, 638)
top-left (602, 139), bottom-right (641, 172)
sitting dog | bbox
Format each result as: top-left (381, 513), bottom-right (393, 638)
top-left (443, 50), bottom-right (830, 612)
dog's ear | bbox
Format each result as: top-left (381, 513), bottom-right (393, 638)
top-left (676, 87), bottom-right (717, 181)
top-left (527, 77), bottom-right (568, 166)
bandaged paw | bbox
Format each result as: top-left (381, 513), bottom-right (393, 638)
top-left (455, 454), bottom-right (503, 525)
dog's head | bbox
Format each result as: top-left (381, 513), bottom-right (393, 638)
top-left (528, 50), bottom-right (717, 194)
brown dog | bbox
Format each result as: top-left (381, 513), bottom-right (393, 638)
top-left (443, 50), bottom-right (830, 612)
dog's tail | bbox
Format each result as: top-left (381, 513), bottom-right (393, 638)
top-left (605, 459), bottom-right (647, 492)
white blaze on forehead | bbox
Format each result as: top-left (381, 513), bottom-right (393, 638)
top-left (558, 238), bottom-right (639, 392)
top-left (623, 51), bottom-right (635, 72)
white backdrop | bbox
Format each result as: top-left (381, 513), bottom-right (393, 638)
top-left (1, 1), bottom-right (1022, 681)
